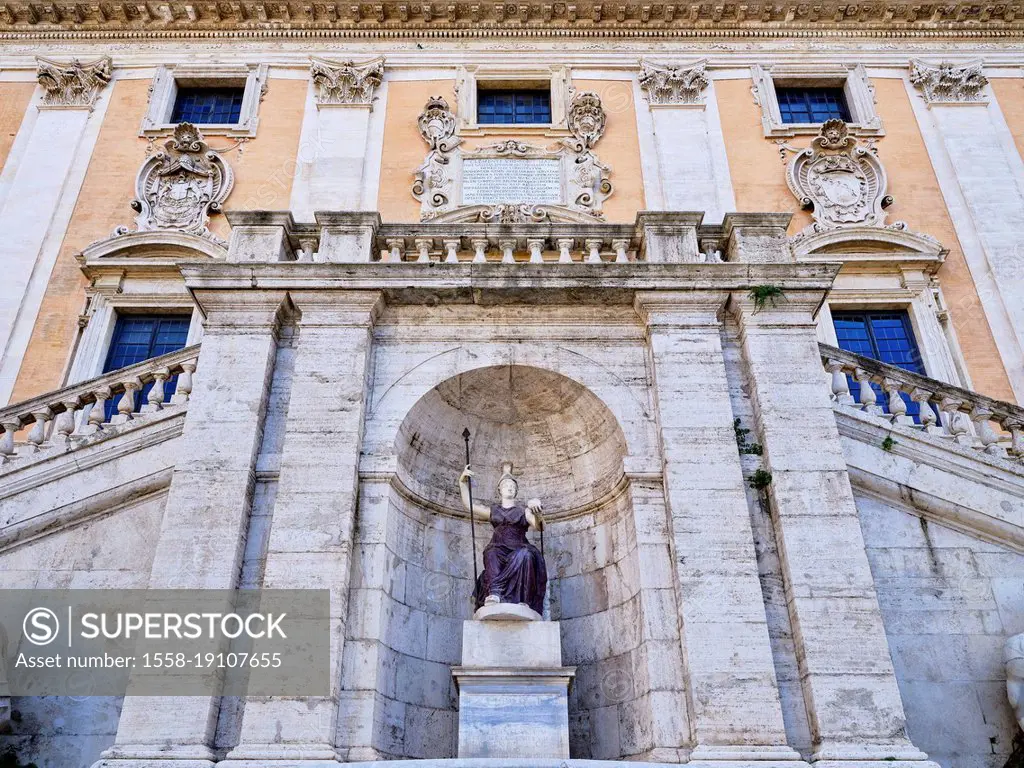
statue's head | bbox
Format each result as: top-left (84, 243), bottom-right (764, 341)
top-left (497, 461), bottom-right (518, 502)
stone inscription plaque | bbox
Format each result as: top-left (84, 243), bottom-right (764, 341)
top-left (462, 158), bottom-right (562, 205)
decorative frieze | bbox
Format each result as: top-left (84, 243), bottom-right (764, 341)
top-left (638, 60), bottom-right (709, 106)
top-left (909, 60), bottom-right (988, 103)
top-left (3, 2), bottom-right (1023, 35)
top-left (310, 56), bottom-right (385, 106)
top-left (35, 56), bottom-right (111, 109)
top-left (126, 123), bottom-right (234, 242)
top-left (786, 119), bottom-right (894, 235)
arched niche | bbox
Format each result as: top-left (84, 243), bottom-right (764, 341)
top-left (342, 365), bottom-right (686, 761)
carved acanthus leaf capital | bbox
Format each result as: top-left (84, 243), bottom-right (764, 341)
top-left (36, 56), bottom-right (111, 108)
top-left (787, 119), bottom-right (894, 236)
top-left (310, 56), bottom-right (384, 106)
top-left (125, 123), bottom-right (234, 243)
top-left (909, 60), bottom-right (988, 103)
top-left (638, 60), bottom-right (710, 105)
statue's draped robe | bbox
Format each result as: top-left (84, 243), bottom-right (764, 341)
top-left (474, 503), bottom-right (547, 615)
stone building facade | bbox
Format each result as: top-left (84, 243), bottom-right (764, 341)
top-left (0, 7), bottom-right (1023, 768)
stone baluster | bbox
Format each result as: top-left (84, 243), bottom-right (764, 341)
top-left (26, 408), bottom-right (52, 453)
top-left (527, 238), bottom-right (544, 264)
top-left (611, 238), bottom-right (629, 263)
top-left (939, 396), bottom-right (972, 445)
top-left (556, 238), bottom-right (573, 264)
top-left (1004, 419), bottom-right (1024, 458)
top-left (443, 238), bottom-right (460, 263)
top-left (297, 236), bottom-right (317, 262)
top-left (970, 406), bottom-right (1005, 456)
top-left (0, 420), bottom-right (18, 462)
top-left (882, 378), bottom-right (912, 425)
top-left (825, 359), bottom-right (854, 405)
top-left (385, 238), bottom-right (405, 262)
top-left (498, 238), bottom-right (516, 264)
top-left (854, 368), bottom-right (881, 415)
top-left (911, 388), bottom-right (940, 433)
top-left (54, 398), bottom-right (79, 446)
top-left (171, 362), bottom-right (195, 405)
top-left (112, 378), bottom-right (141, 425)
top-left (471, 238), bottom-right (488, 263)
top-left (414, 237), bottom-right (432, 263)
top-left (82, 386), bottom-right (111, 434)
top-left (584, 238), bottom-right (603, 263)
top-left (143, 368), bottom-right (169, 413)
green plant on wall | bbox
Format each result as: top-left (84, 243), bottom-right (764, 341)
top-left (749, 285), bottom-right (786, 313)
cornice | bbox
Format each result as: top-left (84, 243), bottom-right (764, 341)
top-left (2, 2), bottom-right (1024, 40)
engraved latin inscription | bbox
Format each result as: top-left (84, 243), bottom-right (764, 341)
top-left (462, 158), bottom-right (562, 205)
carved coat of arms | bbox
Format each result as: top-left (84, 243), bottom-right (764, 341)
top-left (786, 119), bottom-right (891, 233)
top-left (130, 123), bottom-right (234, 241)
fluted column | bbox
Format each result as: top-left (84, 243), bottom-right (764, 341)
top-left (635, 291), bottom-right (802, 763)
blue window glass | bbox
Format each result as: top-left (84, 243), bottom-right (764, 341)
top-left (103, 314), bottom-right (190, 418)
top-left (171, 87), bottom-right (245, 125)
top-left (478, 89), bottom-right (552, 125)
top-left (775, 86), bottom-right (851, 124)
top-left (833, 310), bottom-right (931, 422)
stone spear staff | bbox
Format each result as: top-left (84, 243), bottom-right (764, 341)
top-left (462, 428), bottom-right (480, 591)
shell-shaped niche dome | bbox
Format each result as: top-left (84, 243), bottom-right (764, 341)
top-left (395, 365), bottom-right (627, 517)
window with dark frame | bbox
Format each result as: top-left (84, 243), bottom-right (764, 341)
top-left (102, 314), bottom-right (191, 418)
top-left (477, 88), bottom-right (552, 125)
top-left (775, 85), bottom-right (851, 124)
top-left (171, 86), bottom-right (245, 125)
top-left (832, 310), bottom-right (933, 423)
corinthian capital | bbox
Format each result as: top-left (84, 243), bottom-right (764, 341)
top-left (909, 60), bottom-right (988, 103)
top-left (638, 60), bottom-right (710, 105)
top-left (310, 56), bottom-right (385, 106)
top-left (36, 56), bottom-right (112, 108)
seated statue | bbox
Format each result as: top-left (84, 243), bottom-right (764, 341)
top-left (458, 461), bottom-right (547, 615)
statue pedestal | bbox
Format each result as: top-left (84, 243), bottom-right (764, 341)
top-left (452, 604), bottom-right (575, 759)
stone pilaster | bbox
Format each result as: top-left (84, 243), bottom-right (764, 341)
top-left (634, 212), bottom-right (703, 263)
top-left (731, 290), bottom-right (939, 767)
top-left (98, 291), bottom-right (291, 768)
top-left (635, 291), bottom-right (802, 763)
top-left (221, 290), bottom-right (383, 765)
top-left (721, 212), bottom-right (794, 264)
top-left (225, 211), bottom-right (297, 263)
top-left (290, 57), bottom-right (385, 221)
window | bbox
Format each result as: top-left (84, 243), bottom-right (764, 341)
top-left (171, 87), bottom-right (245, 125)
top-left (103, 314), bottom-right (191, 417)
top-left (833, 310), bottom-right (932, 422)
top-left (477, 89), bottom-right (552, 125)
top-left (775, 86), bottom-right (851, 124)
top-left (140, 64), bottom-right (268, 138)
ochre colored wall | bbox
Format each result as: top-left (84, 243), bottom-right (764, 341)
top-left (0, 82), bottom-right (34, 174)
top-left (377, 78), bottom-right (644, 223)
top-left (717, 77), bottom-right (1014, 402)
top-left (10, 77), bottom-right (306, 402)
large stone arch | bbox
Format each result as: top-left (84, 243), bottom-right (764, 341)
top-left (341, 362), bottom-right (687, 761)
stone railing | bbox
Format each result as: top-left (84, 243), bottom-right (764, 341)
top-left (0, 345), bottom-right (199, 464)
top-left (223, 211), bottom-right (791, 265)
top-left (821, 343), bottom-right (1024, 460)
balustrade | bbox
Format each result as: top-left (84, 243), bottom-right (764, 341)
top-left (821, 343), bottom-right (1024, 462)
top-left (0, 345), bottom-right (199, 465)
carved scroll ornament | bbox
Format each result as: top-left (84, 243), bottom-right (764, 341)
top-left (638, 60), bottom-right (709, 105)
top-left (411, 91), bottom-right (612, 221)
top-left (787, 119), bottom-right (894, 235)
top-left (311, 56), bottom-right (384, 105)
top-left (127, 123), bottom-right (234, 242)
top-left (910, 60), bottom-right (988, 104)
top-left (36, 56), bottom-right (111, 108)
